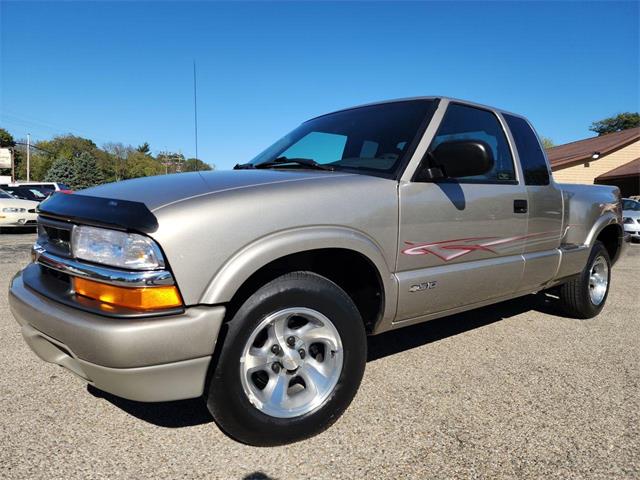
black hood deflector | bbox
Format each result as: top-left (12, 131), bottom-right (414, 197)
top-left (37, 193), bottom-right (159, 233)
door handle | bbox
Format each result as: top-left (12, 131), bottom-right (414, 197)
top-left (514, 199), bottom-right (528, 214)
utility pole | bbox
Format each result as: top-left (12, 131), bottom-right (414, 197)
top-left (11, 147), bottom-right (15, 182)
top-left (26, 133), bottom-right (31, 181)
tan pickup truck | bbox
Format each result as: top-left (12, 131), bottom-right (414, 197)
top-left (9, 97), bottom-right (625, 445)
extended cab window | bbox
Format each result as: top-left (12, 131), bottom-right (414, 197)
top-left (503, 114), bottom-right (550, 186)
top-left (429, 104), bottom-right (516, 184)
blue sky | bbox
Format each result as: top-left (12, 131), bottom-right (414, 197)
top-left (1, 1), bottom-right (638, 170)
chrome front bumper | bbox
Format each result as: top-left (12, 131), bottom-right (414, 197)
top-left (9, 271), bottom-right (226, 402)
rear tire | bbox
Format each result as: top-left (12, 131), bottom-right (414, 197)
top-left (558, 241), bottom-right (611, 319)
top-left (205, 271), bottom-right (367, 446)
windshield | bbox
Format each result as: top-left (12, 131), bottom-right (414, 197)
top-left (27, 184), bottom-right (56, 193)
top-left (623, 199), bottom-right (640, 211)
top-left (248, 100), bottom-right (436, 177)
top-left (0, 189), bottom-right (14, 199)
top-left (1, 186), bottom-right (47, 201)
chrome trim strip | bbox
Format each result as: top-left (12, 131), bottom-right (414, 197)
top-left (33, 246), bottom-right (175, 287)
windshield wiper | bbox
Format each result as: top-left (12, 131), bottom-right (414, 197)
top-left (255, 157), bottom-right (334, 171)
top-left (233, 162), bottom-right (255, 169)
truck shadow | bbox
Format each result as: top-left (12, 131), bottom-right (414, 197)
top-left (87, 291), bottom-right (562, 429)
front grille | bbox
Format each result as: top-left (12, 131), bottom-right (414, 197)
top-left (37, 216), bottom-right (73, 257)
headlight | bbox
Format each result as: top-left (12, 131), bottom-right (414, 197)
top-left (623, 217), bottom-right (634, 224)
top-left (71, 225), bottom-right (165, 270)
top-left (2, 207), bottom-right (26, 213)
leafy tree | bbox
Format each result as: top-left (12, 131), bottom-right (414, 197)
top-left (103, 142), bottom-right (132, 181)
top-left (541, 137), bottom-right (554, 149)
top-left (0, 128), bottom-right (15, 147)
top-left (44, 158), bottom-right (76, 186)
top-left (29, 152), bottom-right (55, 181)
top-left (72, 152), bottom-right (105, 190)
top-left (29, 135), bottom-right (99, 182)
top-left (37, 135), bottom-right (98, 160)
top-left (183, 158), bottom-right (213, 172)
top-left (589, 112), bottom-right (640, 136)
top-left (124, 151), bottom-right (164, 179)
top-left (136, 142), bottom-right (151, 154)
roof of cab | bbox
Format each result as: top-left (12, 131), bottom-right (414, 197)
top-left (307, 96), bottom-right (528, 122)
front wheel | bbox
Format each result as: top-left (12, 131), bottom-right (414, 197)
top-left (558, 241), bottom-right (611, 319)
top-left (205, 272), bottom-right (367, 446)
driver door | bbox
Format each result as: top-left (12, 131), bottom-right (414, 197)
top-left (395, 103), bottom-right (527, 321)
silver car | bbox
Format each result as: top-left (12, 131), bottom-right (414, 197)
top-left (622, 198), bottom-right (640, 242)
top-left (9, 97), bottom-right (625, 445)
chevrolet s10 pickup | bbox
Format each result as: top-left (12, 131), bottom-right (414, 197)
top-left (9, 97), bottom-right (625, 445)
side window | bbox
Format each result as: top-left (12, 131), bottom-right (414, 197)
top-left (429, 104), bottom-right (516, 184)
top-left (503, 114), bottom-right (550, 186)
top-left (280, 131), bottom-right (347, 164)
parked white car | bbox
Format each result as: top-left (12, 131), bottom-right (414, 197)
top-left (622, 198), bottom-right (640, 242)
top-left (0, 189), bottom-right (39, 230)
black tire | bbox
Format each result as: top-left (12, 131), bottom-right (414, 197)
top-left (558, 241), bottom-right (611, 319)
top-left (205, 271), bottom-right (367, 446)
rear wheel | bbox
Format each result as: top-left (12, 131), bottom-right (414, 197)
top-left (205, 271), bottom-right (367, 446)
top-left (558, 241), bottom-right (611, 319)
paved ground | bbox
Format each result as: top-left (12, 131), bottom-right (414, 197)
top-left (0, 230), bottom-right (638, 479)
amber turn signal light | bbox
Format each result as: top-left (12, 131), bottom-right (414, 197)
top-left (73, 277), bottom-right (183, 311)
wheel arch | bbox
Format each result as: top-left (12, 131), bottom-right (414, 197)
top-left (592, 222), bottom-right (623, 264)
top-left (200, 227), bottom-right (398, 332)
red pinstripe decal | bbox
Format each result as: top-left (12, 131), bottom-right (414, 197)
top-left (402, 231), bottom-right (560, 261)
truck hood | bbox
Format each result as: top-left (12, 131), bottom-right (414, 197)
top-left (81, 170), bottom-right (355, 212)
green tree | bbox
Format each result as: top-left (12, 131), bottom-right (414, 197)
top-left (0, 128), bottom-right (15, 147)
top-left (72, 152), bottom-right (105, 190)
top-left (30, 135), bottom-right (99, 181)
top-left (103, 142), bottom-right (132, 181)
top-left (589, 112), bottom-right (640, 136)
top-left (124, 151), bottom-right (164, 179)
top-left (136, 142), bottom-right (151, 154)
top-left (541, 137), bottom-right (555, 149)
top-left (183, 158), bottom-right (213, 172)
top-left (44, 158), bottom-right (76, 186)
top-left (37, 135), bottom-right (97, 160)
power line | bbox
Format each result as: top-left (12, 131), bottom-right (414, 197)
top-left (14, 142), bottom-right (55, 155)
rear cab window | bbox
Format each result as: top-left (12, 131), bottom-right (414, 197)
top-left (503, 114), bottom-right (550, 186)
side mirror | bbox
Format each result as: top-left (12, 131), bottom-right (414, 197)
top-left (419, 140), bottom-right (494, 180)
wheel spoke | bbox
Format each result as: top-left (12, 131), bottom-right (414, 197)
top-left (263, 373), bottom-right (289, 406)
top-left (242, 347), bottom-right (271, 373)
top-left (299, 323), bottom-right (340, 350)
top-left (272, 316), bottom-right (292, 347)
top-left (299, 359), bottom-right (331, 395)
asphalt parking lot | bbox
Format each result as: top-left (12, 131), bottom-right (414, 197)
top-left (1, 231), bottom-right (638, 479)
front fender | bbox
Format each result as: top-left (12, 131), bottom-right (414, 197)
top-left (199, 226), bottom-right (398, 325)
